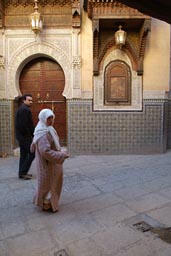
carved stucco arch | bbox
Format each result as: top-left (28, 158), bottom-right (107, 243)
top-left (7, 41), bottom-right (72, 99)
top-left (99, 37), bottom-right (138, 73)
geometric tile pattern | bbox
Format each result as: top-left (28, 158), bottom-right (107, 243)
top-left (0, 99), bottom-right (169, 155)
top-left (0, 99), bottom-right (13, 154)
top-left (67, 99), bottom-right (167, 155)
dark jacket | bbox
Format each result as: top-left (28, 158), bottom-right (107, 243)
top-left (15, 103), bottom-right (34, 141)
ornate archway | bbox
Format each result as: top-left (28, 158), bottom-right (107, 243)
top-left (7, 41), bottom-right (72, 99)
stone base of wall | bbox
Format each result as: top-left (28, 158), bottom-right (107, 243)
top-left (67, 99), bottom-right (167, 155)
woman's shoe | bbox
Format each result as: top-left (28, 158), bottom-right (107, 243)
top-left (43, 207), bottom-right (59, 213)
top-left (43, 207), bottom-right (53, 212)
top-left (43, 200), bottom-right (59, 213)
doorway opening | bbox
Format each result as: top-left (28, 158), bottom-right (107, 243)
top-left (19, 57), bottom-right (67, 146)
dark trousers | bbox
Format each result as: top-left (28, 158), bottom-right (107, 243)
top-left (18, 138), bottom-right (35, 176)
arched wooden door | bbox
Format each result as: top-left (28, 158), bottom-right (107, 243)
top-left (19, 57), bottom-right (67, 146)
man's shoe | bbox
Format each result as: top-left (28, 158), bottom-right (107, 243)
top-left (26, 174), bottom-right (32, 177)
top-left (19, 174), bottom-right (32, 180)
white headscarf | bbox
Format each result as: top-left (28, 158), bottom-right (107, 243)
top-left (33, 108), bottom-right (61, 151)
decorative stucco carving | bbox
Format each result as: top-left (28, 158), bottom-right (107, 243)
top-left (0, 55), bottom-right (5, 68)
top-left (138, 19), bottom-right (151, 75)
top-left (4, 4), bottom-right (73, 28)
top-left (53, 38), bottom-right (71, 55)
top-left (93, 19), bottom-right (99, 75)
top-left (93, 21), bottom-right (151, 76)
top-left (86, 0), bottom-right (151, 76)
top-left (86, 0), bottom-right (149, 19)
top-left (96, 37), bottom-right (138, 76)
top-left (0, 0), bottom-right (3, 28)
top-left (0, 14), bottom-right (2, 28)
top-left (72, 56), bottom-right (81, 69)
top-left (7, 41), bottom-right (72, 99)
top-left (4, 0), bottom-right (72, 8)
top-left (8, 39), bottom-right (33, 61)
top-left (7, 37), bottom-right (71, 63)
top-left (72, 0), bottom-right (81, 28)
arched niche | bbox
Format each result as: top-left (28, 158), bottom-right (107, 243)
top-left (94, 48), bottom-right (142, 111)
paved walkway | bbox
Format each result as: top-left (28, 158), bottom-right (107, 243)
top-left (1, 152), bottom-right (171, 256)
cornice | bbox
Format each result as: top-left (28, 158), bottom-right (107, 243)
top-left (86, 0), bottom-right (150, 19)
top-left (3, 0), bottom-right (72, 7)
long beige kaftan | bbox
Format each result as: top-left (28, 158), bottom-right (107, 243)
top-left (33, 132), bottom-right (65, 212)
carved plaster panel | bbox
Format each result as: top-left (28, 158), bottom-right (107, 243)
top-left (8, 38), bottom-right (33, 62)
top-left (4, 2), bottom-right (75, 28)
top-left (72, 56), bottom-right (81, 96)
top-left (53, 38), bottom-right (71, 56)
top-left (72, 56), bottom-right (81, 69)
top-left (6, 40), bottom-right (72, 99)
top-left (0, 55), bottom-right (5, 68)
top-left (94, 48), bottom-right (142, 111)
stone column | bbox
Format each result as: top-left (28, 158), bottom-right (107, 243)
top-left (0, 29), bottom-right (5, 98)
top-left (72, 28), bottom-right (81, 98)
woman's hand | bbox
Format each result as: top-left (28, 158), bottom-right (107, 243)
top-left (57, 151), bottom-right (69, 164)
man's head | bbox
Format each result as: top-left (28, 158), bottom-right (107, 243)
top-left (22, 94), bottom-right (33, 107)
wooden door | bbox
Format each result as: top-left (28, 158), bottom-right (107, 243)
top-left (19, 57), bottom-right (67, 146)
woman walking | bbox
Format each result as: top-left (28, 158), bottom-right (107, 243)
top-left (31, 108), bottom-right (68, 213)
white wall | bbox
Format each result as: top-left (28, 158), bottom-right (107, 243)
top-left (143, 19), bottom-right (170, 94)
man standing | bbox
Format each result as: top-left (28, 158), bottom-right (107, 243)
top-left (15, 94), bottom-right (35, 180)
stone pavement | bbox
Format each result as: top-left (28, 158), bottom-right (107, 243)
top-left (1, 152), bottom-right (171, 256)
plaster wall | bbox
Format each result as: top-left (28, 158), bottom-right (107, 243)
top-left (81, 10), bottom-right (93, 98)
top-left (143, 19), bottom-right (170, 93)
top-left (0, 29), bottom-right (5, 98)
top-left (80, 16), bottom-right (171, 101)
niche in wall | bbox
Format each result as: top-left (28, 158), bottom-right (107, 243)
top-left (94, 48), bottom-right (142, 111)
top-left (104, 60), bottom-right (131, 106)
